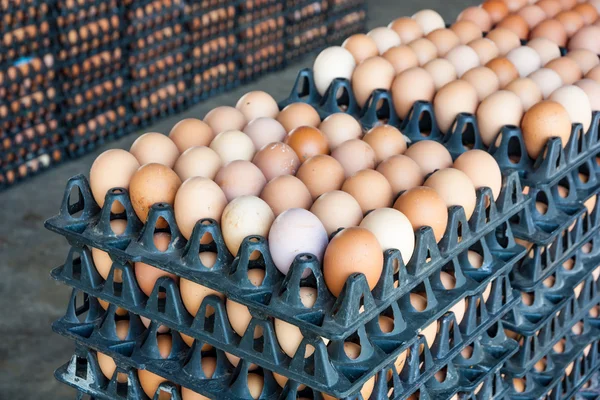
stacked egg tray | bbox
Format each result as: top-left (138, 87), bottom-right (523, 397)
top-left (577, 371), bottom-right (600, 400)
top-left (284, 0), bottom-right (329, 61)
top-left (325, 0), bottom-right (366, 45)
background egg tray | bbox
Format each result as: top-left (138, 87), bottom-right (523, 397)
top-left (577, 372), bottom-right (600, 400)
top-left (45, 169), bottom-right (527, 340)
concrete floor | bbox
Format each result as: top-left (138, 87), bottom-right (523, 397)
top-left (0, 0), bottom-right (474, 398)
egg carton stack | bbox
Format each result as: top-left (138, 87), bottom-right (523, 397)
top-left (577, 371), bottom-right (600, 400)
top-left (124, 0), bottom-right (190, 129)
top-left (53, 0), bottom-right (131, 158)
top-left (284, 0), bottom-right (329, 61)
top-left (325, 0), bottom-right (366, 45)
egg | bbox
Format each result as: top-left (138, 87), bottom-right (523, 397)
top-left (517, 5), bottom-right (547, 28)
top-left (277, 103), bottom-right (320, 133)
top-left (588, 65), bottom-right (600, 83)
top-left (221, 196), bottom-right (274, 256)
top-left (260, 175), bottom-right (313, 216)
top-left (130, 132), bottom-right (180, 168)
top-left (388, 17), bottom-right (424, 43)
top-left (445, 45), bottom-right (480, 77)
top-left (235, 91), bottom-right (279, 120)
top-left (529, 68), bottom-right (564, 98)
top-left (482, 1), bottom-right (509, 24)
top-left (351, 56), bottom-right (396, 107)
top-left (404, 141), bottom-right (453, 176)
top-left (138, 369), bottom-right (170, 399)
top-left (313, 46), bottom-right (356, 96)
top-left (275, 315), bottom-right (325, 358)
top-left (531, 19), bottom-right (568, 47)
top-left (433, 80), bottom-right (479, 133)
top-left (410, 293), bottom-right (437, 346)
top-left (168, 118), bottom-right (215, 152)
top-left (97, 352), bottom-right (127, 383)
top-left (497, 15), bottom-right (530, 40)
top-left (468, 38), bottom-right (500, 65)
top-left (391, 67), bottom-right (436, 119)
top-left (318, 113), bottom-right (363, 150)
top-left (342, 34), bottom-right (379, 64)
top-left (527, 38), bottom-right (561, 66)
top-left (424, 168), bottom-right (477, 220)
top-left (506, 78), bottom-right (543, 111)
top-left (426, 29), bottom-right (461, 57)
top-left (296, 155), bottom-right (346, 200)
top-left (423, 59), bottom-right (458, 91)
top-left (486, 28), bottom-right (521, 56)
top-left (203, 106), bottom-right (247, 135)
top-left (408, 38), bottom-right (439, 66)
top-left (129, 163), bottom-right (181, 226)
top-left (556, 11), bottom-right (585, 37)
top-left (310, 190), bottom-right (363, 236)
top-left (549, 85), bottom-right (593, 132)
top-left (537, 0), bottom-right (562, 17)
top-left (252, 142), bottom-right (300, 181)
top-left (210, 130), bottom-right (255, 164)
top-left (285, 126), bottom-right (329, 162)
top-left (135, 233), bottom-right (178, 296)
top-left (394, 186), bottom-right (448, 242)
top-left (360, 208), bottom-right (415, 265)
top-left (476, 90), bottom-right (524, 146)
top-left (92, 220), bottom-right (127, 279)
top-left (486, 57), bottom-right (519, 88)
top-left (323, 227), bottom-right (383, 297)
top-left (215, 160), bottom-right (266, 201)
top-left (547, 57), bottom-right (584, 85)
top-left (227, 299), bottom-right (261, 338)
top-left (180, 275), bottom-right (224, 316)
top-left (450, 21), bottom-right (483, 44)
top-left (461, 67), bottom-right (501, 101)
top-left (377, 154), bottom-right (425, 195)
top-left (367, 27), bottom-right (402, 54)
top-left (98, 299), bottom-right (127, 316)
top-left (569, 26), bottom-right (600, 54)
top-left (521, 100), bottom-right (572, 158)
top-left (454, 150), bottom-right (502, 200)
top-left (573, 3), bottom-right (599, 24)
top-left (331, 139), bottom-right (376, 178)
top-left (506, 47), bottom-right (541, 78)
top-left (273, 371), bottom-right (307, 390)
top-left (173, 146), bottom-right (222, 181)
top-left (505, 0), bottom-right (528, 12)
top-left (575, 79), bottom-right (600, 110)
top-left (412, 9), bottom-right (445, 34)
top-left (457, 7), bottom-right (492, 31)
top-left (362, 125), bottom-right (407, 164)
top-left (342, 169), bottom-right (393, 213)
top-left (225, 352), bottom-right (258, 370)
top-left (567, 50), bottom-right (600, 75)
top-left (89, 149), bottom-right (140, 212)
top-left (383, 45), bottom-right (420, 74)
top-left (243, 117), bottom-right (287, 151)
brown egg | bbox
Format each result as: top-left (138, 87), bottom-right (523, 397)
top-left (426, 29), bottom-right (461, 57)
top-left (588, 65), bottom-right (600, 83)
top-left (252, 142), bottom-right (300, 181)
top-left (383, 45), bottom-right (420, 74)
top-left (377, 154), bottom-right (425, 195)
top-left (482, 1), bottom-right (510, 24)
top-left (454, 150), bottom-right (502, 199)
top-left (486, 28), bottom-right (521, 56)
top-left (457, 7), bottom-right (492, 32)
top-left (506, 78), bottom-right (544, 111)
top-left (277, 103), bottom-right (320, 133)
top-left (89, 149), bottom-right (140, 212)
top-left (462, 67), bottom-right (501, 102)
top-left (433, 80), bottom-right (479, 133)
top-left (135, 233), bottom-right (179, 296)
top-left (569, 26), bottom-right (600, 54)
top-left (342, 169), bottom-right (393, 213)
top-left (556, 11), bottom-right (585, 37)
top-left (517, 5), bottom-right (548, 29)
top-left (388, 17), bottom-right (424, 43)
top-left (129, 164), bottom-right (181, 226)
top-left (214, 160), bottom-right (266, 201)
top-left (450, 21), bottom-right (483, 44)
top-left (512, 378), bottom-right (526, 393)
top-left (138, 370), bottom-right (170, 399)
top-left (363, 125), bottom-right (407, 165)
top-left (537, 0), bottom-right (562, 17)
top-left (311, 190), bottom-right (363, 236)
top-left (130, 132), bottom-right (180, 168)
top-left (203, 106), bottom-right (247, 135)
top-left (92, 221), bottom-right (127, 280)
top-left (285, 126), bottom-right (329, 162)
top-left (174, 146), bottom-right (222, 182)
top-left (468, 38), bottom-right (500, 65)
top-left (318, 113), bottom-right (363, 150)
top-left (236, 91), bottom-right (279, 121)
top-left (530, 19), bottom-right (568, 47)
top-left (342, 34), bottom-right (379, 64)
top-left (296, 155), bottom-right (346, 200)
top-left (243, 117), bottom-right (287, 151)
top-left (424, 168), bottom-right (477, 219)
top-left (260, 175), bottom-right (313, 216)
top-left (391, 67), bottom-right (436, 119)
top-left (351, 56), bottom-right (396, 107)
top-left (528, 38), bottom-right (562, 67)
top-left (567, 50), bottom-right (600, 75)
top-left (408, 38), bottom-right (439, 66)
top-left (168, 118), bottom-right (215, 153)
top-left (180, 276), bottom-right (223, 316)
top-left (486, 57), bottom-right (519, 88)
top-left (424, 59), bottom-right (458, 91)
top-left (410, 294), bottom-right (437, 346)
top-left (404, 141), bottom-right (453, 176)
top-left (504, 0), bottom-right (528, 12)
top-left (476, 90), bottom-right (524, 146)
top-left (97, 352), bottom-right (127, 383)
top-left (497, 15), bottom-right (530, 40)
top-left (323, 227), bottom-right (383, 297)
top-left (573, 3), bottom-right (599, 24)
top-left (545, 57), bottom-right (583, 85)
top-left (331, 139), bottom-right (376, 178)
top-left (521, 100), bottom-right (572, 158)
top-left (559, 0), bottom-right (576, 11)
top-left (394, 186), bottom-right (448, 242)
top-left (174, 177), bottom-right (227, 239)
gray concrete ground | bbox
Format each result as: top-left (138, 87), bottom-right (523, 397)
top-left (0, 0), bottom-right (474, 397)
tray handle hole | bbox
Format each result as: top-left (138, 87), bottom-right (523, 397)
top-left (75, 356), bottom-right (88, 379)
top-left (68, 185), bottom-right (84, 217)
top-left (578, 163), bottom-right (590, 184)
top-left (157, 287), bottom-right (167, 313)
top-left (419, 111), bottom-right (432, 137)
top-left (507, 135), bottom-right (521, 164)
top-left (461, 123), bottom-right (475, 151)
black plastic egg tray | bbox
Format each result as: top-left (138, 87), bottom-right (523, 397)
top-left (0, 142), bottom-right (66, 191)
top-left (46, 171), bottom-right (528, 341)
top-left (0, 55), bottom-right (57, 103)
top-left (326, 5), bottom-right (366, 44)
top-left (578, 372), bottom-right (600, 400)
top-left (186, 60), bottom-right (242, 107)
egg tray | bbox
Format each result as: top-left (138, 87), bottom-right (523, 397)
top-left (123, 0), bottom-right (186, 36)
top-left (124, 29), bottom-right (188, 67)
top-left (503, 266), bottom-right (600, 377)
top-left (507, 320), bottom-right (600, 400)
top-left (45, 167), bottom-right (527, 341)
top-left (55, 46), bottom-right (126, 89)
top-left (454, 369), bottom-right (510, 400)
top-left (237, 18), bottom-right (286, 53)
top-left (327, 0), bottom-right (365, 15)
top-left (128, 81), bottom-right (190, 130)
top-left (285, 31), bottom-right (328, 63)
top-left (187, 35), bottom-right (238, 69)
top-left (53, 0), bottom-right (121, 25)
top-left (0, 0), bottom-right (53, 33)
top-left (238, 3), bottom-right (284, 27)
top-left (51, 279), bottom-right (518, 400)
top-left (325, 7), bottom-right (366, 45)
top-left (0, 142), bottom-right (66, 191)
top-left (0, 21), bottom-right (55, 67)
top-left (186, 60), bottom-right (242, 107)
top-left (577, 372), bottom-right (600, 400)
top-left (0, 112), bottom-right (64, 163)
top-left (0, 55), bottom-right (58, 103)
top-left (127, 46), bottom-right (191, 83)
top-left (238, 43), bottom-right (287, 83)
